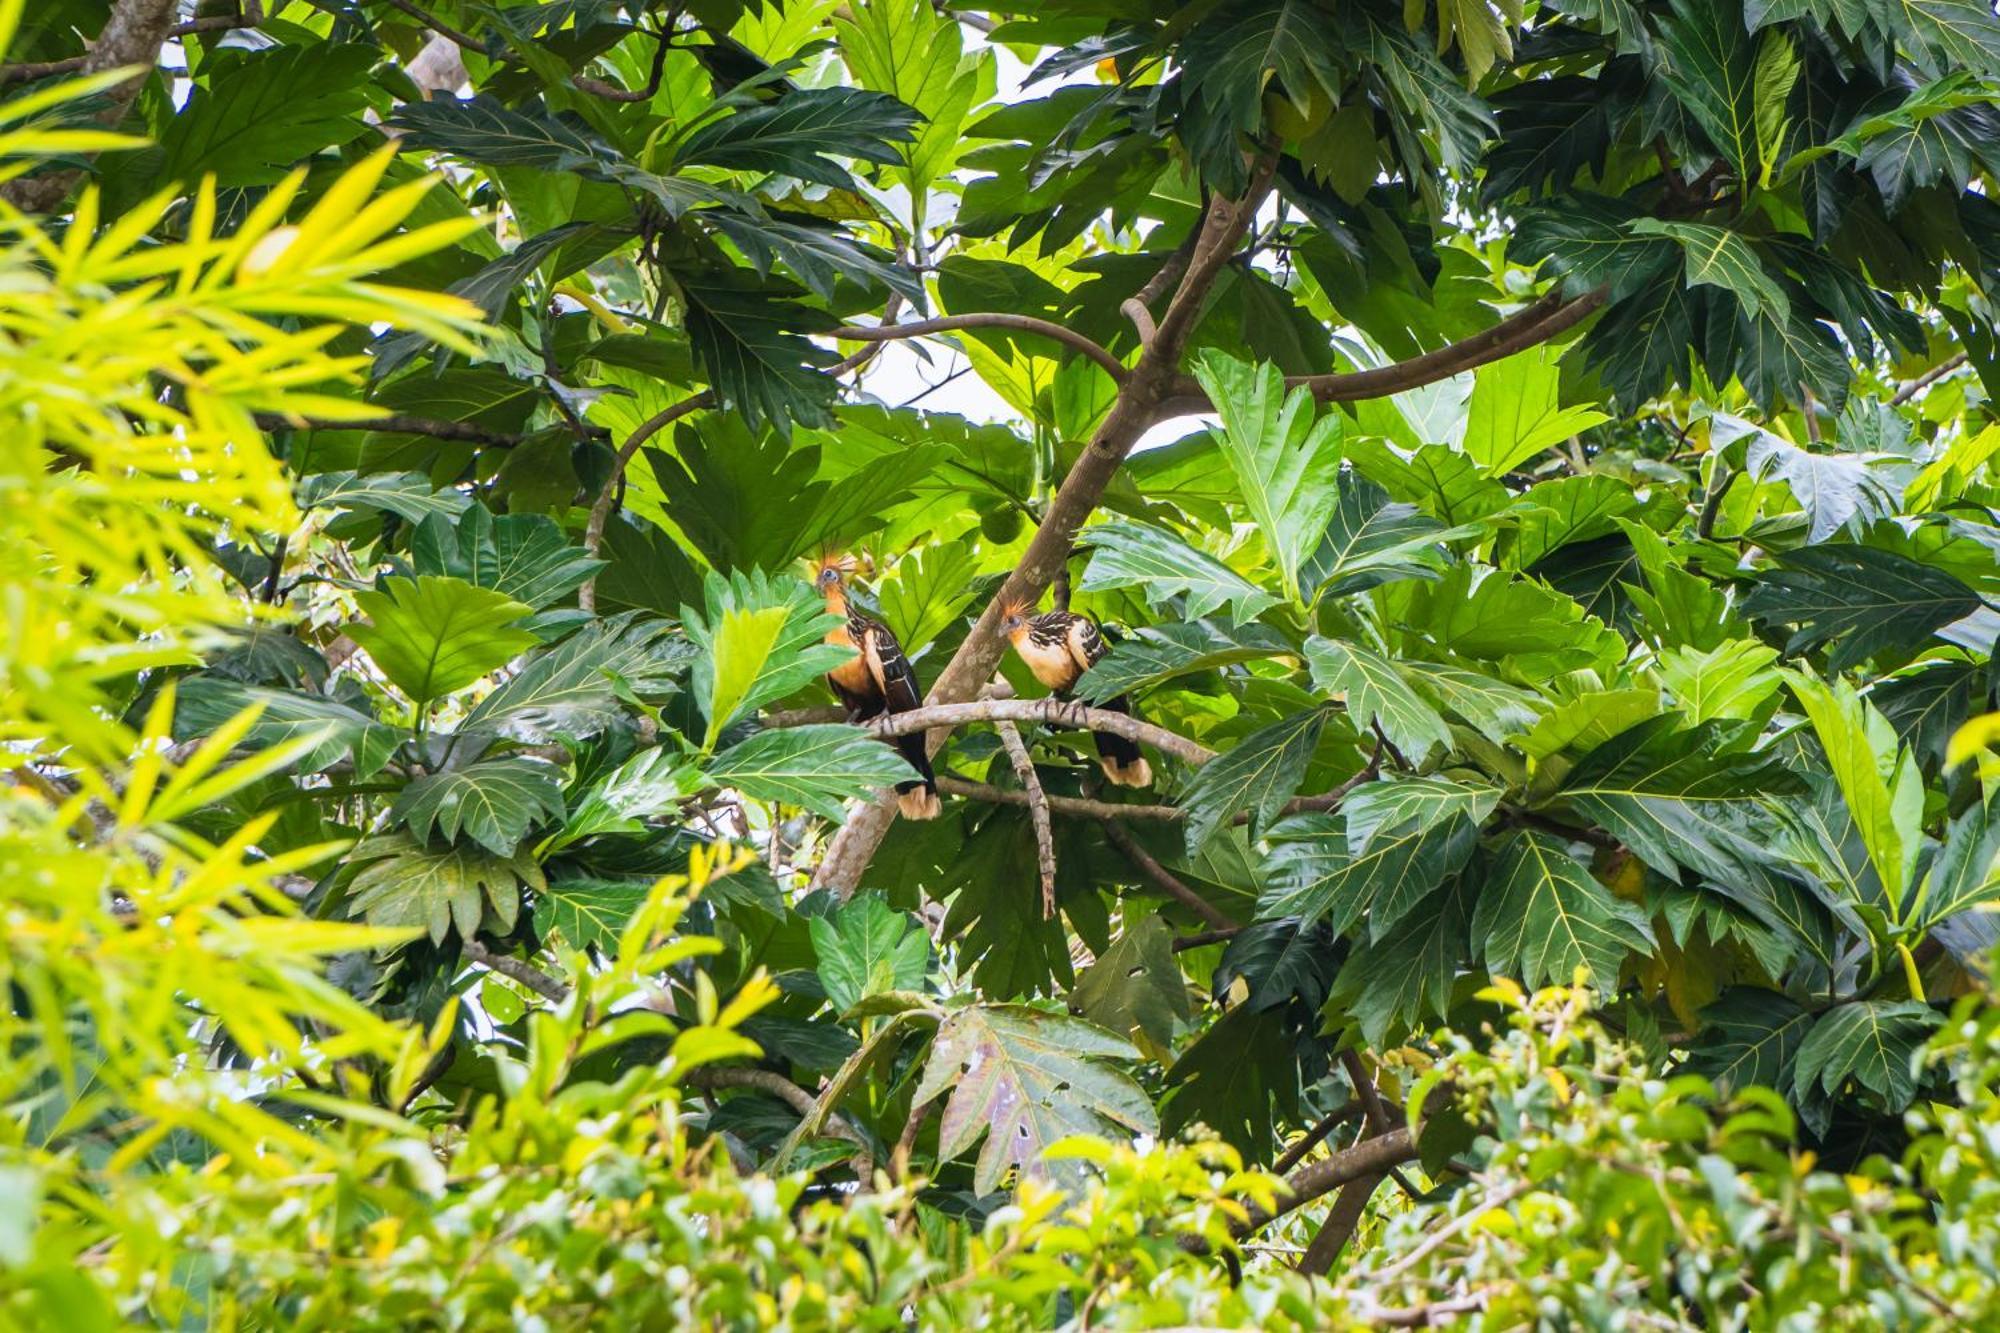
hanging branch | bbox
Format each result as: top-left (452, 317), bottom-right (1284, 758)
top-left (1889, 351), bottom-right (1969, 406)
top-left (829, 313), bottom-right (1128, 383)
top-left (1099, 817), bottom-right (1237, 931)
top-left (994, 721), bottom-right (1058, 916)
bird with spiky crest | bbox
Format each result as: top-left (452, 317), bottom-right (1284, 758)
top-left (999, 600), bottom-right (1152, 788)
top-left (815, 556), bottom-right (940, 819)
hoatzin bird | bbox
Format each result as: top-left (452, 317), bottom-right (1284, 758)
top-left (816, 559), bottom-right (940, 819)
top-left (1000, 602), bottom-right (1152, 788)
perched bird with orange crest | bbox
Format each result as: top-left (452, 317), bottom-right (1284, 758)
top-left (999, 600), bottom-right (1152, 788)
top-left (814, 555), bottom-right (940, 819)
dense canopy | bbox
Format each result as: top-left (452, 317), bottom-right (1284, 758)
top-left (7, 0), bottom-right (2000, 1327)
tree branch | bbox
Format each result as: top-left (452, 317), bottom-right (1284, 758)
top-left (1296, 1171), bottom-right (1387, 1277)
top-left (577, 390), bottom-right (714, 608)
top-left (685, 1067), bottom-right (876, 1181)
top-left (0, 2), bottom-right (266, 86)
top-left (852, 697), bottom-right (1216, 767)
top-left (0, 0), bottom-right (182, 212)
top-left (994, 721), bottom-right (1057, 916)
top-left (1889, 351), bottom-right (1969, 406)
top-left (253, 411), bottom-right (587, 448)
top-left (1099, 817), bottom-right (1237, 931)
top-left (462, 938), bottom-right (570, 1004)
top-left (1170, 925), bottom-right (1243, 952)
top-left (1154, 287), bottom-right (1609, 418)
top-left (571, 26), bottom-right (673, 102)
top-left (829, 313), bottom-right (1128, 383)
top-left (1271, 1101), bottom-right (1367, 1177)
top-left (1236, 1128), bottom-right (1418, 1239)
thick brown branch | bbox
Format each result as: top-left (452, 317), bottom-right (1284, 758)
top-left (1237, 1128), bottom-right (1418, 1239)
top-left (0, 0), bottom-right (182, 211)
top-left (1297, 1171), bottom-right (1387, 1277)
top-left (995, 721), bottom-right (1058, 916)
top-left (0, 4), bottom-right (266, 86)
top-left (830, 313), bottom-right (1128, 383)
top-left (462, 938), bottom-right (570, 1004)
top-left (1170, 925), bottom-right (1243, 952)
top-left (812, 157), bottom-right (1278, 895)
top-left (1100, 817), bottom-right (1237, 932)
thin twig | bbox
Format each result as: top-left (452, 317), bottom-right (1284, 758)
top-left (383, 0), bottom-right (486, 53)
top-left (1170, 925), bottom-right (1243, 952)
top-left (1696, 460), bottom-right (1737, 541)
top-left (1889, 351), bottom-right (1969, 406)
top-left (253, 411), bottom-right (586, 448)
top-left (1271, 1102), bottom-right (1368, 1177)
top-left (830, 313), bottom-right (1128, 383)
top-left (1099, 817), bottom-right (1237, 931)
top-left (995, 721), bottom-right (1057, 917)
top-left (576, 390), bottom-right (714, 608)
top-left (572, 25), bottom-right (672, 102)
top-left (892, 1096), bottom-right (936, 1183)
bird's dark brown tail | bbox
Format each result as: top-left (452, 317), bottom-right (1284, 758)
top-left (1092, 695), bottom-right (1152, 788)
top-left (893, 733), bottom-right (941, 819)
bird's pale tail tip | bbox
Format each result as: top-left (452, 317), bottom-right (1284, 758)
top-left (898, 787), bottom-right (942, 820)
top-left (1100, 757), bottom-right (1152, 788)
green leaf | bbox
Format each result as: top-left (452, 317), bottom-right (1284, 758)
top-left (705, 605), bottom-right (790, 747)
top-left (346, 576), bottom-right (537, 705)
top-left (678, 87), bottom-right (918, 192)
top-left (465, 614), bottom-right (695, 743)
top-left (1191, 351), bottom-right (1345, 602)
top-left (1342, 777), bottom-right (1502, 854)
top-left (297, 471), bottom-right (469, 524)
top-left (174, 679), bottom-right (399, 779)
top-left (1744, 545), bottom-right (1979, 671)
top-left (1629, 221), bottom-right (1790, 323)
top-left (1260, 810), bottom-right (1479, 939)
top-left (1657, 0), bottom-right (1758, 177)
top-left (1791, 1000), bottom-right (1941, 1113)
top-left (704, 725), bottom-right (917, 820)
top-left (1080, 521), bottom-right (1281, 626)
top-left (1473, 831), bottom-right (1655, 987)
top-left (1390, 563), bottom-right (1624, 679)
top-left (346, 832), bottom-right (543, 946)
top-left (1178, 0), bottom-right (1344, 142)
top-left (1070, 916), bottom-right (1190, 1055)
top-left (876, 538), bottom-right (979, 656)
top-left (835, 0), bottom-right (983, 209)
top-left (1073, 620), bottom-right (1296, 703)
top-left (1719, 415), bottom-right (1898, 544)
top-left (1302, 475), bottom-right (1466, 599)
top-left (1303, 637), bottom-right (1451, 762)
top-left (682, 569), bottom-right (850, 742)
top-left (1786, 673), bottom-right (1925, 912)
top-left (1513, 193), bottom-right (1679, 302)
top-left (1501, 475), bottom-right (1639, 570)
top-left (1345, 439), bottom-right (1512, 528)
top-left (678, 272), bottom-right (842, 434)
top-left (1752, 29), bottom-right (1799, 186)
top-left (391, 757), bottom-right (566, 856)
top-left (157, 45), bottom-right (378, 188)
top-left (1920, 794), bottom-right (2000, 929)
top-left (1402, 662), bottom-right (1546, 743)
top-left (1559, 716), bottom-right (1802, 895)
top-left (1691, 988), bottom-right (1813, 1096)
top-left (912, 1004), bottom-right (1157, 1195)
top-left (808, 892), bottom-right (929, 1015)
top-left (538, 878), bottom-right (652, 952)
top-left (1461, 344), bottom-right (1612, 476)
top-left (1657, 640), bottom-right (1783, 725)
top-left (1179, 708), bottom-right (1329, 853)
top-left (1330, 875), bottom-right (1473, 1045)
top-left (1160, 1002), bottom-right (1301, 1158)
top-left (410, 506), bottom-right (603, 611)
